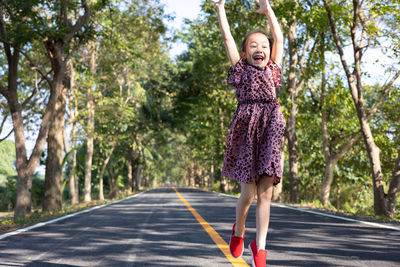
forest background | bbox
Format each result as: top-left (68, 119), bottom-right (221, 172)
top-left (0, 0), bottom-right (399, 224)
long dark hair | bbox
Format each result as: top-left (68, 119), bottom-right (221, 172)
top-left (240, 29), bottom-right (273, 56)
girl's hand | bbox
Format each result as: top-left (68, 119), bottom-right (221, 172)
top-left (211, 0), bottom-right (225, 8)
top-left (253, 0), bottom-right (270, 14)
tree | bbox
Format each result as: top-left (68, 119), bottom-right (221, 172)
top-left (83, 40), bottom-right (96, 203)
top-left (318, 61), bottom-right (362, 205)
top-left (262, 0), bottom-right (325, 202)
top-left (39, 1), bottom-right (94, 212)
top-left (323, 0), bottom-right (400, 216)
top-left (73, 0), bottom-right (171, 198)
top-left (65, 60), bottom-right (79, 205)
top-left (0, 0), bottom-right (102, 217)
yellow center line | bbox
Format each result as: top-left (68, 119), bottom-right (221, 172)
top-left (172, 186), bottom-right (249, 267)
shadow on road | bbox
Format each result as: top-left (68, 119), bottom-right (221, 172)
top-left (1, 187), bottom-right (399, 266)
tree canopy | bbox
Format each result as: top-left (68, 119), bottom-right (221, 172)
top-left (0, 0), bottom-right (399, 220)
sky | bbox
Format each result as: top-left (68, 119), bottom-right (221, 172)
top-left (161, 0), bottom-right (202, 58)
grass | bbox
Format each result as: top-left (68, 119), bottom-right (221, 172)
top-left (294, 200), bottom-right (400, 222)
top-left (280, 200), bottom-right (400, 224)
top-left (0, 189), bottom-right (144, 234)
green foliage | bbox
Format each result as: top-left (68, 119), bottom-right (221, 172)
top-left (0, 140), bottom-right (17, 186)
top-left (0, 176), bottom-right (17, 211)
top-left (0, 173), bottom-right (44, 211)
top-left (166, 0), bottom-right (400, 219)
top-left (65, 0), bottom-right (173, 196)
top-left (370, 85), bottom-right (400, 184)
top-left (1, 0), bottom-right (399, 220)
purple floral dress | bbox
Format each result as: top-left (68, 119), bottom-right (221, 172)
top-left (222, 57), bottom-right (286, 185)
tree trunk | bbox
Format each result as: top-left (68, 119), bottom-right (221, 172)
top-left (359, 115), bottom-right (387, 214)
top-left (67, 60), bottom-right (79, 205)
top-left (67, 127), bottom-right (79, 205)
top-left (12, 89), bottom-right (60, 217)
top-left (272, 136), bottom-right (286, 202)
top-left (347, 2), bottom-right (385, 212)
top-left (107, 158), bottom-right (118, 199)
top-left (143, 172), bottom-right (149, 188)
top-left (287, 20), bottom-right (300, 203)
top-left (210, 163), bottom-right (214, 188)
top-left (7, 52), bottom-right (32, 217)
top-left (127, 158), bottom-right (133, 193)
top-left (319, 56), bottom-right (331, 205)
top-left (107, 161), bottom-right (115, 199)
top-left (41, 40), bottom-right (68, 211)
top-left (387, 150), bottom-right (400, 218)
top-left (83, 41), bottom-right (96, 202)
top-left (133, 167), bottom-right (138, 190)
top-left (1, 2), bottom-right (92, 219)
top-left (99, 161), bottom-right (106, 201)
top-left (319, 62), bottom-right (338, 206)
top-left (14, 170), bottom-right (33, 217)
top-left (83, 107), bottom-right (94, 202)
top-left (183, 171), bottom-right (189, 187)
top-left (135, 167), bottom-right (142, 190)
top-left (134, 168), bottom-right (138, 190)
top-left (98, 141), bottom-right (116, 200)
top-left (43, 86), bottom-right (67, 211)
top-left (217, 105), bottom-right (226, 191)
top-left (320, 160), bottom-right (336, 205)
top-left (319, 96), bottom-right (361, 205)
top-left (8, 45), bottom-right (62, 218)
top-left (193, 160), bottom-right (200, 187)
top-left (317, 46), bottom-right (362, 205)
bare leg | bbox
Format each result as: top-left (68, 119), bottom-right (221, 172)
top-left (235, 182), bottom-right (256, 237)
top-left (256, 176), bottom-right (274, 250)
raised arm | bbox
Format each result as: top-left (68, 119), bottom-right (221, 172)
top-left (212, 0), bottom-right (240, 67)
top-left (254, 0), bottom-right (284, 67)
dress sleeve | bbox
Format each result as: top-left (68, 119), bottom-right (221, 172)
top-left (267, 60), bottom-right (283, 88)
top-left (227, 58), bottom-right (246, 87)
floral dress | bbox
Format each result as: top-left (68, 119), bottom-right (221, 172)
top-left (221, 57), bottom-right (286, 185)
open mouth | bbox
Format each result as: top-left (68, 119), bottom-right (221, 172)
top-left (252, 54), bottom-right (264, 64)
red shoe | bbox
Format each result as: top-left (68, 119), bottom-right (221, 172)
top-left (229, 222), bottom-right (245, 258)
top-left (249, 240), bottom-right (267, 267)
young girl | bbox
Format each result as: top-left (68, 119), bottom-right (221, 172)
top-left (212, 0), bottom-right (285, 266)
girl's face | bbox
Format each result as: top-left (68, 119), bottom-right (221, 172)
top-left (242, 33), bottom-right (270, 68)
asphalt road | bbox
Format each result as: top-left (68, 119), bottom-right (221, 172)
top-left (0, 187), bottom-right (399, 266)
